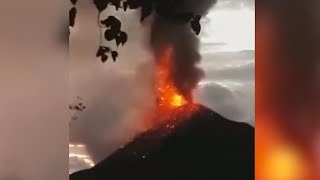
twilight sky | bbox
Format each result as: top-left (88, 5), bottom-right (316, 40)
top-left (69, 0), bottom-right (254, 173)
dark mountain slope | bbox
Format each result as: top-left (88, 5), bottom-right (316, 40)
top-left (70, 105), bottom-right (254, 180)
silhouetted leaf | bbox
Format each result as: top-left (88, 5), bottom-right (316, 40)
top-left (96, 46), bottom-right (105, 57)
top-left (141, 5), bottom-right (152, 22)
top-left (115, 37), bottom-right (121, 46)
top-left (115, 31), bottom-right (128, 46)
top-left (105, 29), bottom-right (118, 41)
top-left (101, 54), bottom-right (109, 62)
top-left (69, 7), bottom-right (77, 27)
top-left (127, 0), bottom-right (141, 9)
top-left (96, 46), bottom-right (111, 57)
top-left (123, 1), bottom-right (128, 11)
top-left (109, 0), bottom-right (121, 10)
top-left (111, 51), bottom-right (118, 62)
top-left (101, 16), bottom-right (121, 30)
top-left (106, 46), bottom-right (112, 51)
top-left (70, 0), bottom-right (77, 5)
top-left (191, 15), bottom-right (201, 35)
top-left (93, 0), bottom-right (108, 12)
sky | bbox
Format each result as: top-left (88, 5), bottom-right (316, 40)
top-left (69, 0), bottom-right (255, 174)
top-left (196, 1), bottom-right (254, 126)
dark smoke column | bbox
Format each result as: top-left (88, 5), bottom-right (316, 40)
top-left (150, 0), bottom-right (217, 101)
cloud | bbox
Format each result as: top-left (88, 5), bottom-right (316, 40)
top-left (195, 82), bottom-right (254, 125)
top-left (203, 50), bottom-right (255, 60)
top-left (196, 49), bottom-right (255, 126)
top-left (205, 62), bottom-right (254, 81)
top-left (216, 0), bottom-right (255, 9)
top-left (200, 50), bottom-right (254, 81)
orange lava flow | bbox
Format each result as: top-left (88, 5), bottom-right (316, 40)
top-left (153, 47), bottom-right (198, 124)
top-left (156, 47), bottom-right (187, 110)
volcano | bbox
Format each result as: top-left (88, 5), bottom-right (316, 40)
top-left (70, 104), bottom-right (254, 180)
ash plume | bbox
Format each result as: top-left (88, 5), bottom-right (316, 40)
top-left (150, 0), bottom-right (217, 100)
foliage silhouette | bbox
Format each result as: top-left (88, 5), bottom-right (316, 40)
top-left (70, 0), bottom-right (78, 5)
top-left (111, 51), bottom-right (118, 62)
top-left (191, 15), bottom-right (202, 35)
top-left (69, 7), bottom-right (77, 27)
top-left (69, 96), bottom-right (86, 112)
top-left (69, 96), bottom-right (87, 121)
top-left (93, 0), bottom-right (109, 12)
top-left (69, 0), bottom-right (204, 63)
top-left (100, 16), bottom-right (122, 29)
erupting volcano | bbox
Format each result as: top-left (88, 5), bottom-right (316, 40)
top-left (71, 51), bottom-right (254, 179)
top-left (70, 1), bottom-right (254, 179)
top-left (70, 48), bottom-right (254, 179)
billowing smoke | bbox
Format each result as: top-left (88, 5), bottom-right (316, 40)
top-left (150, 0), bottom-right (217, 100)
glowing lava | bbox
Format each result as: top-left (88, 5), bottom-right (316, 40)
top-left (156, 47), bottom-right (188, 110)
top-left (171, 94), bottom-right (186, 107)
top-left (151, 47), bottom-right (198, 124)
